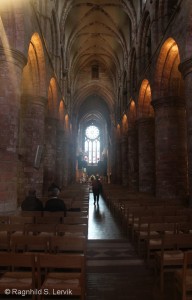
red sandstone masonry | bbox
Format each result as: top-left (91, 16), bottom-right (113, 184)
top-left (128, 126), bottom-right (139, 191)
top-left (138, 117), bottom-right (155, 194)
top-left (121, 135), bottom-right (128, 186)
top-left (152, 96), bottom-right (188, 199)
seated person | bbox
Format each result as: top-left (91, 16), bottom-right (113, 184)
top-left (48, 182), bottom-right (61, 192)
top-left (21, 189), bottom-right (43, 211)
top-left (44, 188), bottom-right (67, 215)
top-left (48, 182), bottom-right (61, 196)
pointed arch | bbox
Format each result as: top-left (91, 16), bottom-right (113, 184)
top-left (138, 79), bottom-right (154, 118)
top-left (127, 100), bottom-right (137, 129)
top-left (65, 114), bottom-right (70, 133)
top-left (59, 100), bottom-right (65, 128)
top-left (47, 77), bottom-right (58, 118)
top-left (122, 114), bottom-right (128, 135)
top-left (154, 37), bottom-right (183, 99)
top-left (22, 32), bottom-right (46, 97)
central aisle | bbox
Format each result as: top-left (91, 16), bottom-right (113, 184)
top-left (88, 193), bottom-right (126, 240)
top-left (86, 192), bottom-right (157, 300)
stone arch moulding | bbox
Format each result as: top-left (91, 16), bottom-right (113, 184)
top-left (47, 77), bottom-right (58, 119)
top-left (138, 11), bottom-right (152, 72)
top-left (59, 100), bottom-right (65, 129)
top-left (65, 113), bottom-right (70, 134)
top-left (127, 100), bottom-right (137, 129)
top-left (153, 37), bottom-right (183, 99)
top-left (22, 32), bottom-right (47, 98)
top-left (18, 33), bottom-right (47, 202)
top-left (138, 79), bottom-right (154, 119)
top-left (121, 113), bottom-right (128, 136)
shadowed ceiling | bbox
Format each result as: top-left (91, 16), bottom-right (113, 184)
top-left (57, 0), bottom-right (136, 128)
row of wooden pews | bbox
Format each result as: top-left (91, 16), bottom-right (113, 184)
top-left (0, 252), bottom-right (85, 300)
top-left (103, 184), bottom-right (192, 299)
top-left (0, 183), bottom-right (89, 299)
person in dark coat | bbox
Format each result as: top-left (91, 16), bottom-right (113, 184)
top-left (92, 176), bottom-right (103, 205)
top-left (44, 188), bottom-right (67, 216)
top-left (21, 189), bottom-right (43, 211)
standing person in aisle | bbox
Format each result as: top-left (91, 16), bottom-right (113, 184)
top-left (92, 175), bottom-right (103, 205)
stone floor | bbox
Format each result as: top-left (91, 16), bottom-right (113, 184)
top-left (86, 192), bottom-right (174, 300)
top-left (88, 192), bottom-right (126, 240)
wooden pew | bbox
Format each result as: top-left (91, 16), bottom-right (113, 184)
top-left (37, 253), bottom-right (86, 300)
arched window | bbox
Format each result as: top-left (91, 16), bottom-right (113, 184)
top-left (84, 125), bottom-right (100, 164)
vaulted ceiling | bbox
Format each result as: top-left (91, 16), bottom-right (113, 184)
top-left (57, 0), bottom-right (137, 129)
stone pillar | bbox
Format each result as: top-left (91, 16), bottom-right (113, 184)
top-left (116, 138), bottom-right (122, 184)
top-left (43, 117), bottom-right (58, 194)
top-left (121, 135), bottom-right (128, 186)
top-left (152, 96), bottom-right (188, 199)
top-left (63, 135), bottom-right (69, 187)
top-left (179, 59), bottom-right (192, 203)
top-left (68, 137), bottom-right (76, 184)
top-left (127, 126), bottom-right (139, 191)
top-left (107, 146), bottom-right (111, 184)
top-left (71, 130), bottom-right (77, 184)
top-left (55, 127), bottom-right (65, 188)
top-left (19, 94), bottom-right (46, 200)
top-left (110, 137), bottom-right (117, 184)
top-left (0, 48), bottom-right (27, 211)
top-left (138, 117), bottom-right (155, 194)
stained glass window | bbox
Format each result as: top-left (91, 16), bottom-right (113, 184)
top-left (85, 125), bottom-right (100, 163)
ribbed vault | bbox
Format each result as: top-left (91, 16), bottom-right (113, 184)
top-left (58, 0), bottom-right (135, 126)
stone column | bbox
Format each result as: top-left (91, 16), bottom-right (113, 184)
top-left (121, 135), bottom-right (128, 186)
top-left (138, 117), bottom-right (155, 194)
top-left (43, 117), bottom-right (58, 194)
top-left (0, 48), bottom-right (27, 211)
top-left (68, 136), bottom-right (76, 184)
top-left (127, 126), bottom-right (139, 191)
top-left (152, 96), bottom-right (187, 199)
top-left (116, 138), bottom-right (122, 184)
top-left (19, 94), bottom-right (46, 199)
top-left (179, 59), bottom-right (192, 203)
top-left (107, 146), bottom-right (111, 184)
top-left (55, 127), bottom-right (65, 188)
top-left (63, 135), bottom-right (69, 187)
top-left (110, 137), bottom-right (117, 184)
